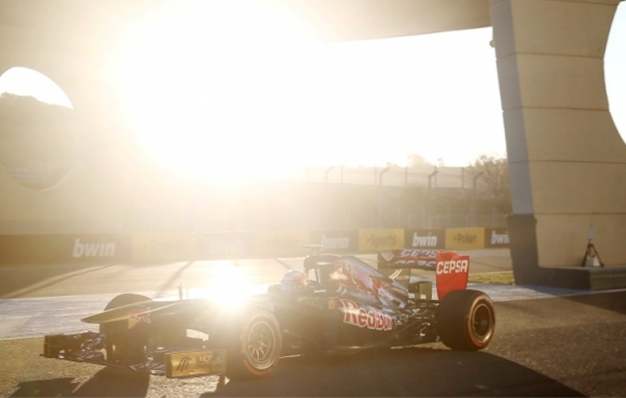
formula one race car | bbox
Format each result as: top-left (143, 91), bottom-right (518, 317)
top-left (43, 248), bottom-right (496, 379)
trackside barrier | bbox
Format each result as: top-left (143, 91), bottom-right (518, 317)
top-left (404, 228), bottom-right (446, 249)
top-left (445, 228), bottom-right (485, 250)
top-left (484, 228), bottom-right (510, 248)
top-left (0, 234), bottom-right (131, 264)
top-left (358, 228), bottom-right (405, 253)
top-left (132, 233), bottom-right (196, 262)
top-left (196, 231), bottom-right (256, 260)
top-left (309, 230), bottom-right (358, 253)
top-left (0, 228), bottom-right (508, 265)
top-left (255, 230), bottom-right (310, 258)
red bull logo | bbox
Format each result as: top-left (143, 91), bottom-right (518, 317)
top-left (129, 307), bottom-right (151, 324)
top-left (339, 299), bottom-right (393, 331)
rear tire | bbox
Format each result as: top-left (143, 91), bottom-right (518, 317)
top-left (100, 293), bottom-right (152, 362)
top-left (210, 309), bottom-right (282, 379)
top-left (436, 289), bottom-right (495, 351)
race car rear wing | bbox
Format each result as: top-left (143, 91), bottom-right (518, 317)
top-left (377, 249), bottom-right (469, 300)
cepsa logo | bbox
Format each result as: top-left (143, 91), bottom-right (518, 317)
top-left (386, 249), bottom-right (437, 268)
top-left (340, 299), bottom-right (393, 331)
top-left (436, 259), bottom-right (469, 275)
top-left (399, 249), bottom-right (437, 258)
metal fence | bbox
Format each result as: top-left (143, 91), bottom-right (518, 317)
top-left (407, 214), bottom-right (507, 229)
top-left (124, 165), bottom-right (505, 233)
top-left (271, 165), bottom-right (479, 190)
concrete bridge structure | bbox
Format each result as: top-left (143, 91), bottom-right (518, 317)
top-left (0, 0), bottom-right (624, 288)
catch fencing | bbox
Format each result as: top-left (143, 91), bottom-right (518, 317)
top-left (274, 165), bottom-right (477, 190)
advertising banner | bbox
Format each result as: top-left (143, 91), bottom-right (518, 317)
top-left (255, 230), bottom-right (310, 258)
top-left (358, 229), bottom-right (404, 252)
top-left (484, 228), bottom-right (510, 248)
top-left (309, 230), bottom-right (358, 253)
top-left (444, 228), bottom-right (485, 250)
top-left (196, 231), bottom-right (256, 259)
top-left (404, 229), bottom-right (445, 249)
top-left (132, 233), bottom-right (196, 262)
top-left (0, 234), bottom-right (131, 265)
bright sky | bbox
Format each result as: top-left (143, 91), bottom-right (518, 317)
top-left (0, 2), bottom-right (624, 183)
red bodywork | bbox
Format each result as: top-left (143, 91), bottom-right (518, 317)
top-left (377, 249), bottom-right (470, 300)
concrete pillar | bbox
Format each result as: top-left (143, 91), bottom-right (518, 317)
top-left (0, 27), bottom-right (135, 234)
top-left (490, 0), bottom-right (626, 284)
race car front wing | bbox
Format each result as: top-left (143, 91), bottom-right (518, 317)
top-left (43, 332), bottom-right (227, 378)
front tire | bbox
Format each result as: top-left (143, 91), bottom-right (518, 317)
top-left (100, 293), bottom-right (152, 362)
top-left (211, 309), bottom-right (282, 379)
top-left (436, 289), bottom-right (495, 351)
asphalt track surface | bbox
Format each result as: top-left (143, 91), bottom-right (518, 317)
top-left (2, 250), bottom-right (626, 397)
top-left (0, 249), bottom-right (513, 300)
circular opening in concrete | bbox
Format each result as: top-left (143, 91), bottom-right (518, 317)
top-left (605, 4), bottom-right (626, 144)
top-left (0, 67), bottom-right (81, 190)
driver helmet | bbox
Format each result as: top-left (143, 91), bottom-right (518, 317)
top-left (281, 270), bottom-right (309, 292)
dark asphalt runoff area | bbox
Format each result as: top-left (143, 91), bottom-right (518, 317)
top-left (2, 250), bottom-right (626, 397)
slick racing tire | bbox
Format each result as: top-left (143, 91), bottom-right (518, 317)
top-left (436, 289), bottom-right (495, 351)
top-left (211, 309), bottom-right (282, 379)
top-left (100, 293), bottom-right (152, 363)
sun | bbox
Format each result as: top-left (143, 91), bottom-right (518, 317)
top-left (109, 0), bottom-right (317, 185)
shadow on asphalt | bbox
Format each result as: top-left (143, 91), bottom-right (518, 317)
top-left (0, 264), bottom-right (114, 299)
top-left (208, 348), bottom-right (584, 397)
top-left (0, 261), bottom-right (194, 299)
top-left (10, 347), bottom-right (584, 397)
top-left (9, 367), bottom-right (149, 398)
top-left (563, 290), bottom-right (626, 315)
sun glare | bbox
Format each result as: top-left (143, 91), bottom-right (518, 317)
top-left (109, 1), bottom-right (508, 184)
top-left (195, 261), bottom-right (263, 310)
top-left (110, 0), bottom-right (316, 185)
